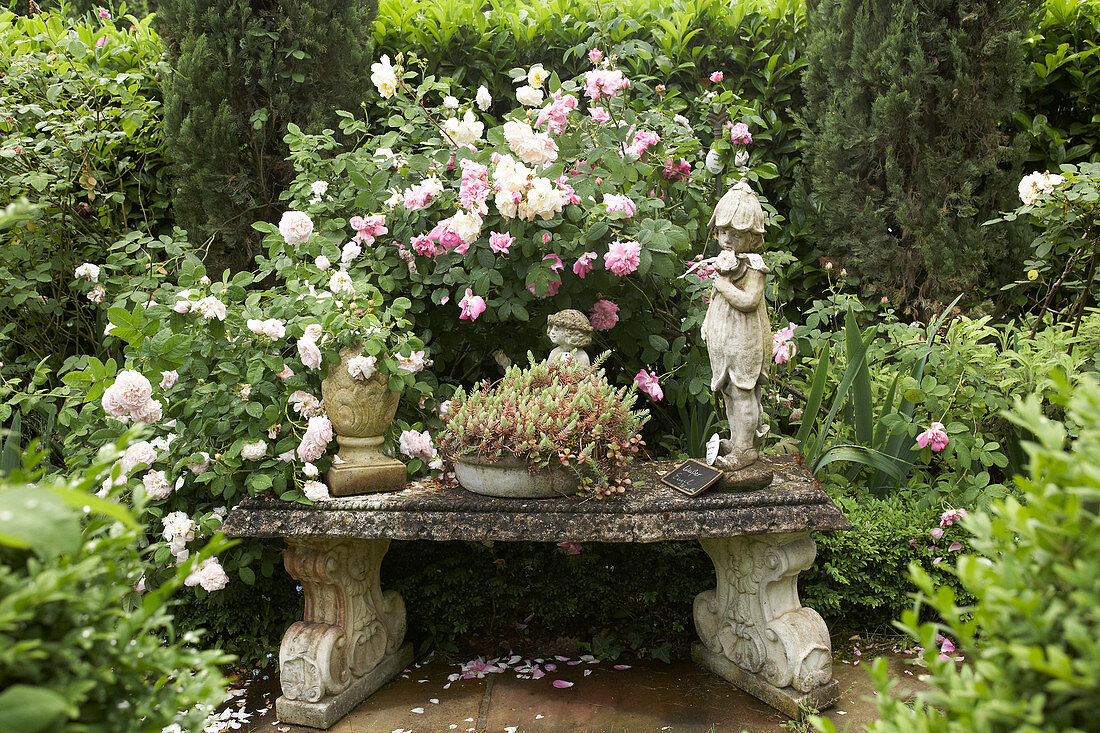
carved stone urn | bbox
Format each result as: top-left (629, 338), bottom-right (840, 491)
top-left (321, 347), bottom-right (406, 496)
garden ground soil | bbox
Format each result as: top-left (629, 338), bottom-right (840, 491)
top-left (223, 644), bottom-right (932, 732)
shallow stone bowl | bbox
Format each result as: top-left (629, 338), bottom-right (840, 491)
top-left (453, 455), bottom-right (579, 499)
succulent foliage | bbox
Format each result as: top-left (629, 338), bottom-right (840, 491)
top-left (439, 355), bottom-right (648, 496)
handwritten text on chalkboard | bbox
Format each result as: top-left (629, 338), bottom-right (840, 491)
top-left (661, 459), bottom-right (723, 497)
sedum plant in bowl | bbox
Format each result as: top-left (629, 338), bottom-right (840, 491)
top-left (439, 355), bottom-right (648, 498)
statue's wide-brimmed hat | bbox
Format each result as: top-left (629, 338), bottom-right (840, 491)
top-left (709, 179), bottom-right (765, 233)
top-left (547, 308), bottom-right (594, 333)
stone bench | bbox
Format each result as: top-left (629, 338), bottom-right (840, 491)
top-left (222, 455), bottom-right (850, 729)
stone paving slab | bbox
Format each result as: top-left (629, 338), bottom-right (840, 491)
top-left (233, 651), bottom-right (933, 732)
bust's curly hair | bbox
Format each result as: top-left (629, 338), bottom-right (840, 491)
top-left (547, 309), bottom-right (593, 345)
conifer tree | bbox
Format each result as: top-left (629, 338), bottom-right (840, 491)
top-left (799, 0), bottom-right (1032, 309)
top-left (154, 0), bottom-right (377, 266)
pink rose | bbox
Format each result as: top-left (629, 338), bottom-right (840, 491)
top-left (112, 370), bottom-right (152, 411)
top-left (133, 398), bottom-right (162, 424)
top-left (939, 508), bottom-right (967, 527)
top-left (296, 421), bottom-right (331, 463)
top-left (399, 429), bottom-right (437, 463)
top-left (489, 231), bottom-right (513, 254)
top-left (603, 193), bottom-right (637, 217)
top-left (590, 299), bottom-right (619, 331)
top-left (459, 288), bottom-right (487, 321)
top-left (588, 48), bottom-right (603, 64)
top-left (584, 69), bottom-right (630, 99)
top-left (634, 369), bottom-right (664, 401)
top-left (589, 107), bottom-right (610, 123)
top-left (101, 384), bottom-right (128, 419)
top-left (916, 422), bottom-right (949, 452)
top-left (729, 122), bottom-right (752, 145)
top-left (772, 326), bottom-right (797, 364)
top-left (297, 337), bottom-right (322, 370)
top-left (661, 158), bottom-right (691, 181)
top-left (120, 441), bottom-right (157, 473)
top-left (295, 418), bottom-right (333, 462)
top-left (573, 252), bottom-right (598, 278)
top-left (276, 365), bottom-right (294, 381)
top-left (709, 71), bottom-right (724, 83)
top-left (410, 234), bottom-right (440, 257)
top-left (624, 129), bottom-right (659, 157)
top-left (604, 240), bottom-right (641, 276)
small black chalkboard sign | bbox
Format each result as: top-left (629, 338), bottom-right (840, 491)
top-left (661, 459), bottom-right (723, 497)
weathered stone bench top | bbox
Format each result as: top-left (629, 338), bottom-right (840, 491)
top-left (222, 456), bottom-right (851, 543)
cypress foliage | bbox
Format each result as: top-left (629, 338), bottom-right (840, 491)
top-left (154, 0), bottom-right (377, 266)
top-left (799, 0), bottom-right (1032, 309)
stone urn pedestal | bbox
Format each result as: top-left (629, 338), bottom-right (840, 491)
top-left (321, 348), bottom-right (406, 496)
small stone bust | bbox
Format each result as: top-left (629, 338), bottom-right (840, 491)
top-left (546, 309), bottom-right (594, 368)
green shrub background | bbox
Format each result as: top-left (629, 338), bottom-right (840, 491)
top-left (153, 0), bottom-right (379, 266)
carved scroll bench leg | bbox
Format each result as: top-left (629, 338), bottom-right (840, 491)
top-left (692, 533), bottom-right (838, 719)
top-left (276, 538), bottom-right (412, 729)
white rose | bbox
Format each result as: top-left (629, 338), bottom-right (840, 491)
top-left (370, 55), bottom-right (398, 98)
top-left (196, 296), bottom-right (227, 321)
top-left (303, 480), bottom-right (330, 502)
top-left (184, 557), bottom-right (229, 592)
top-left (315, 255), bottom-right (331, 271)
top-left (443, 109), bottom-right (485, 147)
top-left (347, 354), bottom-right (378, 381)
top-left (75, 263), bottom-right (100, 282)
top-left (310, 180), bottom-right (329, 198)
top-left (518, 177), bottom-right (564, 221)
top-left (450, 210), bottom-right (483, 242)
top-left (516, 85), bottom-right (544, 107)
top-left (241, 439), bottom-right (268, 461)
top-left (341, 241), bottom-right (362, 264)
top-left (187, 451), bottom-right (211, 475)
top-left (475, 85), bottom-right (492, 111)
top-left (527, 64), bottom-right (548, 88)
top-left (278, 210), bottom-right (314, 245)
top-left (442, 95), bottom-right (459, 109)
top-left (142, 470), bottom-right (172, 500)
top-left (374, 148), bottom-right (397, 168)
top-left (328, 269), bottom-right (355, 295)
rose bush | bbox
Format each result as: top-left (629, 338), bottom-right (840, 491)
top-left (59, 235), bottom-right (431, 594)
top-left (987, 162), bottom-right (1100, 335)
top-left (268, 51), bottom-right (790, 449)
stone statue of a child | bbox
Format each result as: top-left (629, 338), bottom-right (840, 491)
top-left (546, 309), bottom-right (593, 368)
top-left (701, 180), bottom-right (772, 472)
